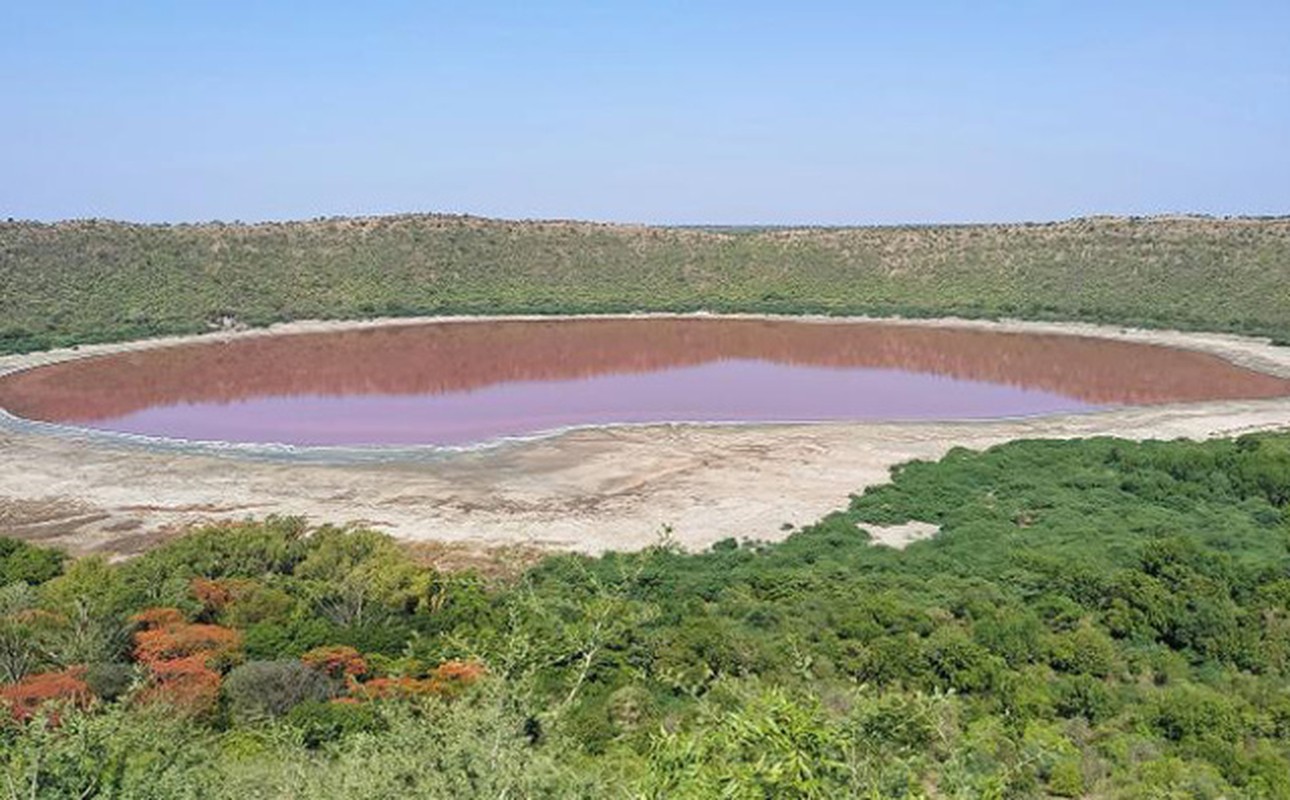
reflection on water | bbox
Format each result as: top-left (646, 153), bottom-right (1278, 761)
top-left (1, 319), bottom-right (1286, 446)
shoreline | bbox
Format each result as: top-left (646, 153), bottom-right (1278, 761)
top-left (2, 313), bottom-right (1289, 559)
top-left (5, 311), bottom-right (1290, 380)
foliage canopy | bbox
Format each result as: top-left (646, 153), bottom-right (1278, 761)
top-left (2, 433), bottom-right (1290, 796)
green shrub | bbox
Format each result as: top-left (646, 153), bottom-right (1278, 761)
top-left (1047, 758), bottom-right (1085, 797)
top-left (1047, 620), bottom-right (1119, 676)
top-left (285, 700), bottom-right (384, 748)
top-left (1150, 684), bottom-right (1244, 743)
top-left (1052, 674), bottom-right (1120, 724)
top-left (82, 662), bottom-right (139, 701)
top-left (222, 660), bottom-right (335, 722)
top-left (0, 537), bottom-right (65, 585)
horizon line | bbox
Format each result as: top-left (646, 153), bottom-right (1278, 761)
top-left (5, 210), bottom-right (1290, 230)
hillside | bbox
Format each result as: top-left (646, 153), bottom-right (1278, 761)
top-left (3, 434), bottom-right (1290, 796)
top-left (3, 214), bottom-right (1289, 354)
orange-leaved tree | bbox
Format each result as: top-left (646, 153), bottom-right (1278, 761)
top-left (346, 660), bottom-right (485, 702)
top-left (0, 667), bottom-right (93, 722)
top-left (190, 577), bottom-right (261, 619)
top-left (129, 607), bottom-right (184, 631)
top-left (301, 645), bottom-right (369, 680)
top-left (133, 622), bottom-right (242, 668)
top-left (137, 655), bottom-right (223, 713)
top-left (129, 607), bottom-right (242, 716)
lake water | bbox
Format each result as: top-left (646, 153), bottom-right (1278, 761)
top-left (1, 319), bottom-right (1287, 446)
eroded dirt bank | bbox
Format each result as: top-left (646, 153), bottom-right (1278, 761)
top-left (2, 315), bottom-right (1288, 559)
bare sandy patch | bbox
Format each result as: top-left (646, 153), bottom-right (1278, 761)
top-left (861, 521), bottom-right (941, 549)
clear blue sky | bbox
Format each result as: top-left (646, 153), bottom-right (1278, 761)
top-left (2, 1), bottom-right (1287, 224)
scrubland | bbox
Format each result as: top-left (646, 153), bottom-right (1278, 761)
top-left (4, 214), bottom-right (1289, 354)
top-left (4, 435), bottom-right (1290, 797)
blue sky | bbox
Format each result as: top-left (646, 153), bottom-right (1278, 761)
top-left (2, 1), bottom-right (1287, 224)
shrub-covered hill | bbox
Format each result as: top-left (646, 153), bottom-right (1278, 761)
top-left (2, 214), bottom-right (1289, 354)
top-left (3, 433), bottom-right (1290, 797)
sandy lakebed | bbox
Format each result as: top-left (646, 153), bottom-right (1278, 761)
top-left (2, 313), bottom-right (1289, 561)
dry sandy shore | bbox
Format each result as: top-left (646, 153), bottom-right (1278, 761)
top-left (2, 314), bottom-right (1289, 560)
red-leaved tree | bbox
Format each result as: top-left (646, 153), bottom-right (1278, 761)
top-left (301, 645), bottom-right (369, 680)
top-left (0, 667), bottom-right (93, 722)
top-left (129, 607), bottom-right (242, 716)
top-left (346, 660), bottom-right (484, 702)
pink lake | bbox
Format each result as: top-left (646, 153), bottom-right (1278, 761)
top-left (1, 318), bottom-right (1287, 447)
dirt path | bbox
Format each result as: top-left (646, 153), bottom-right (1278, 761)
top-left (2, 315), bottom-right (1288, 559)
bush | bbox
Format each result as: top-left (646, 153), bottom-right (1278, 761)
top-left (132, 614), bottom-right (242, 670)
top-left (223, 660), bottom-right (336, 722)
top-left (1052, 674), bottom-right (1119, 725)
top-left (82, 662), bottom-right (138, 701)
top-left (0, 667), bottom-right (93, 721)
top-left (1151, 684), bottom-right (1244, 743)
top-left (301, 645), bottom-right (368, 679)
top-left (285, 700), bottom-right (384, 747)
top-left (1047, 620), bottom-right (1118, 676)
top-left (139, 656), bottom-right (223, 717)
top-left (606, 684), bottom-right (657, 736)
top-left (125, 518), bottom-right (309, 581)
top-left (0, 538), bottom-right (65, 585)
top-left (1, 435), bottom-right (1289, 791)
top-left (1047, 758), bottom-right (1085, 797)
top-left (220, 584), bottom-right (295, 628)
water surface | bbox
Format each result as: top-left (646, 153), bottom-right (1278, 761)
top-left (1, 319), bottom-right (1286, 446)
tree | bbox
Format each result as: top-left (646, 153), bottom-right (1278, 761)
top-left (301, 645), bottom-right (368, 680)
top-left (294, 528), bottom-right (433, 625)
top-left (129, 608), bottom-right (243, 718)
top-left (0, 667), bottom-right (92, 722)
top-left (0, 538), bottom-right (65, 585)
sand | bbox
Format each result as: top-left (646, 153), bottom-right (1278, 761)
top-left (2, 314), bottom-right (1288, 559)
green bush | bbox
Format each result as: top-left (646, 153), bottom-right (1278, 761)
top-left (0, 537), bottom-right (65, 585)
top-left (1151, 683), bottom-right (1244, 743)
top-left (222, 660), bottom-right (336, 722)
top-left (285, 700), bottom-right (384, 748)
top-left (82, 662), bottom-right (139, 701)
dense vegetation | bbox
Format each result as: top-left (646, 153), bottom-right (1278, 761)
top-left (3, 214), bottom-right (1290, 355)
top-left (3, 433), bottom-right (1290, 797)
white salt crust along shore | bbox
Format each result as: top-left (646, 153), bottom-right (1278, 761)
top-left (1, 314), bottom-right (1288, 558)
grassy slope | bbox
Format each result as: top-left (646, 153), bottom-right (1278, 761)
top-left (2, 214), bottom-right (1289, 354)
